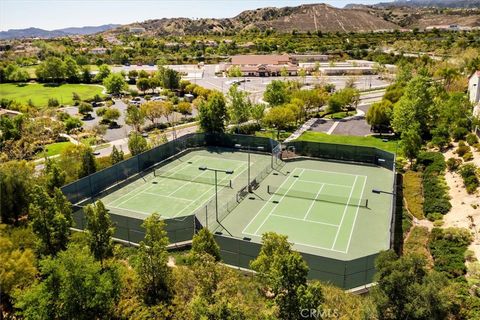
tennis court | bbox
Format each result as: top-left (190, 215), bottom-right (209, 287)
top-left (243, 167), bottom-right (367, 253)
top-left (217, 158), bottom-right (394, 260)
top-left (100, 153), bottom-right (250, 219)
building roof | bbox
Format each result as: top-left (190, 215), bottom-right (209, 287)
top-left (231, 54), bottom-right (291, 66)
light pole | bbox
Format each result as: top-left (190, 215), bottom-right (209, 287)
top-left (234, 144), bottom-right (264, 192)
top-left (199, 166), bottom-right (234, 225)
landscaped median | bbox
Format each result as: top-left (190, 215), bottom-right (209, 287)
top-left (296, 131), bottom-right (399, 154)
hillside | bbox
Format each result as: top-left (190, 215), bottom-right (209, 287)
top-left (0, 24), bottom-right (120, 40)
top-left (373, 0), bottom-right (480, 9)
top-left (356, 5), bottom-right (480, 28)
top-left (111, 3), bottom-right (399, 36)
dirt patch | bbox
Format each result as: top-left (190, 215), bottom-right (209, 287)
top-left (442, 144), bottom-right (480, 260)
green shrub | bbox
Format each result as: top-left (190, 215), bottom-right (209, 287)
top-left (463, 152), bottom-right (474, 162)
top-left (452, 127), bottom-right (469, 141)
top-left (429, 227), bottom-right (472, 279)
top-left (433, 220), bottom-right (444, 227)
top-left (459, 163), bottom-right (479, 194)
top-left (446, 157), bottom-right (462, 172)
top-left (455, 144), bottom-right (470, 157)
top-left (466, 133), bottom-right (478, 146)
top-left (427, 212), bottom-right (444, 222)
top-left (417, 152), bottom-right (451, 216)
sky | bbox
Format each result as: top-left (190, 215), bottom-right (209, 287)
top-left (0, 0), bottom-right (393, 31)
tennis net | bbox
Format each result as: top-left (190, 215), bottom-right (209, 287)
top-left (154, 169), bottom-right (232, 188)
top-left (267, 185), bottom-right (368, 207)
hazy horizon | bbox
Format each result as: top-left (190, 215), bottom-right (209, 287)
top-left (0, 0), bottom-right (392, 32)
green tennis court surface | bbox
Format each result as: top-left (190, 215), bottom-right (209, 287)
top-left (243, 167), bottom-right (367, 253)
top-left (217, 159), bottom-right (394, 260)
top-left (97, 149), bottom-right (272, 220)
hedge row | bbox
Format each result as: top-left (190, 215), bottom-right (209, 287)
top-left (415, 152), bottom-right (451, 219)
top-left (429, 227), bottom-right (473, 279)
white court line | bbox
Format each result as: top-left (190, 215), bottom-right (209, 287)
top-left (141, 192), bottom-right (194, 202)
top-left (241, 167), bottom-right (301, 234)
top-left (303, 184), bottom-right (325, 220)
top-left (253, 168), bottom-right (305, 236)
top-left (300, 168), bottom-right (367, 179)
top-left (344, 175), bottom-right (368, 253)
top-left (197, 155), bottom-right (247, 164)
top-left (297, 179), bottom-right (351, 188)
top-left (171, 162), bottom-right (249, 218)
top-left (243, 230), bottom-right (347, 254)
top-left (270, 213), bottom-right (338, 227)
top-left (106, 155), bottom-right (201, 207)
top-left (331, 175), bottom-right (358, 250)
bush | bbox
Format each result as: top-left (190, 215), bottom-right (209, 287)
top-left (452, 127), bottom-right (469, 141)
top-left (455, 144), bottom-right (470, 157)
top-left (446, 157), bottom-right (462, 172)
top-left (417, 152), bottom-right (451, 216)
top-left (227, 123), bottom-right (261, 135)
top-left (463, 152), bottom-right (474, 162)
top-left (466, 133), bottom-right (478, 146)
top-left (459, 163), bottom-right (479, 194)
top-left (426, 212), bottom-right (444, 222)
top-left (429, 227), bottom-right (472, 279)
top-left (48, 97), bottom-right (60, 108)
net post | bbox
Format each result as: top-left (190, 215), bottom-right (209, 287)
top-left (267, 185), bottom-right (271, 194)
top-left (229, 180), bottom-right (233, 189)
top-left (365, 199), bottom-right (369, 208)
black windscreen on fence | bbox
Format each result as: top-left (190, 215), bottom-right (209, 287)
top-left (285, 141), bottom-right (395, 171)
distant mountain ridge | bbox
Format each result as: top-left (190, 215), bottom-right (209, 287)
top-left (0, 24), bottom-right (120, 40)
top-left (371, 0), bottom-right (480, 8)
top-left (109, 3), bottom-right (398, 36)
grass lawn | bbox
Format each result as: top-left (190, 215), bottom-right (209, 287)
top-left (324, 111), bottom-right (350, 119)
top-left (20, 64), bottom-right (99, 79)
top-left (37, 141), bottom-right (73, 158)
top-left (0, 83), bottom-right (104, 107)
top-left (297, 131), bottom-right (399, 154)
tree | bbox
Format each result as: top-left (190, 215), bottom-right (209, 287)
top-left (81, 66), bottom-right (92, 83)
top-left (190, 228), bottom-right (221, 262)
top-left (35, 57), bottom-right (65, 82)
top-left (157, 66), bottom-right (180, 90)
top-left (84, 201), bottom-right (114, 266)
top-left (372, 251), bottom-right (454, 320)
top-left (102, 107), bottom-right (121, 127)
top-left (177, 101), bottom-right (192, 120)
top-left (251, 103), bottom-right (265, 124)
top-left (0, 225), bottom-right (37, 312)
top-left (135, 213), bottom-right (173, 305)
top-left (392, 76), bottom-right (435, 135)
top-left (136, 77), bottom-right (151, 94)
top-left (14, 245), bottom-right (121, 320)
top-left (79, 147), bottom-right (97, 178)
top-left (0, 160), bottom-right (34, 224)
top-left (227, 65), bottom-right (242, 78)
top-left (64, 116), bottom-right (83, 133)
top-left (250, 232), bottom-right (323, 319)
top-left (64, 56), bottom-right (79, 82)
top-left (226, 84), bottom-right (251, 125)
top-left (43, 159), bottom-right (66, 194)
top-left (141, 100), bottom-right (164, 125)
top-left (298, 68), bottom-right (307, 84)
top-left (125, 104), bottom-right (145, 132)
top-left (128, 132), bottom-right (148, 156)
top-left (29, 186), bottom-right (72, 256)
top-left (264, 80), bottom-right (289, 106)
top-left (110, 145), bottom-right (124, 164)
top-left (47, 98), bottom-right (60, 108)
top-left (103, 73), bottom-right (127, 95)
top-left (263, 106), bottom-right (295, 139)
top-left (78, 102), bottom-right (93, 118)
top-left (366, 100), bottom-right (394, 129)
top-left (400, 125), bottom-right (422, 165)
top-left (95, 64), bottom-right (110, 82)
top-left (198, 91), bottom-right (229, 133)
top-left (8, 67), bottom-right (29, 82)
